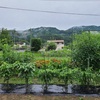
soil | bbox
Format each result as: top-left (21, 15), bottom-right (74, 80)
top-left (0, 94), bottom-right (100, 100)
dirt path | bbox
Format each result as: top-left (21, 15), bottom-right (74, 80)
top-left (0, 94), bottom-right (100, 100)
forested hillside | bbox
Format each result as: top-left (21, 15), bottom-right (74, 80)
top-left (1, 25), bottom-right (100, 45)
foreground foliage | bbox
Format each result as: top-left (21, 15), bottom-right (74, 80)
top-left (0, 32), bottom-right (100, 92)
top-left (0, 60), bottom-right (99, 92)
top-left (72, 32), bottom-right (100, 70)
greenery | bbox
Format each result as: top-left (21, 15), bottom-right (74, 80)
top-left (46, 42), bottom-right (57, 51)
top-left (2, 44), bottom-right (34, 64)
top-left (59, 67), bottom-right (78, 90)
top-left (38, 68), bottom-right (54, 91)
top-left (0, 62), bottom-right (14, 90)
top-left (78, 67), bottom-right (97, 86)
top-left (0, 28), bottom-right (13, 50)
top-left (31, 38), bottom-right (41, 52)
top-left (0, 46), bottom-right (100, 87)
top-left (2, 26), bottom-right (100, 46)
top-left (0, 62), bottom-right (99, 85)
top-left (44, 49), bottom-right (71, 57)
top-left (72, 32), bottom-right (100, 70)
top-left (0, 30), bottom-right (100, 93)
top-left (16, 62), bottom-right (35, 93)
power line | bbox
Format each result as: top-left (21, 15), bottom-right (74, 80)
top-left (42, 0), bottom-right (100, 1)
top-left (0, 6), bottom-right (100, 17)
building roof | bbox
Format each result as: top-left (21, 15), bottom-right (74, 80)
top-left (47, 40), bottom-right (64, 43)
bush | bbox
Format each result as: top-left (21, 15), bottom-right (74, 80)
top-left (31, 38), bottom-right (41, 52)
top-left (0, 62), bottom-right (14, 90)
top-left (72, 32), bottom-right (100, 70)
top-left (18, 52), bottom-right (34, 63)
top-left (46, 42), bottom-right (57, 51)
top-left (2, 44), bottom-right (34, 63)
top-left (43, 49), bottom-right (71, 57)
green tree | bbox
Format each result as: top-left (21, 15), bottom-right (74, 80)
top-left (0, 28), bottom-right (13, 45)
top-left (46, 42), bottom-right (57, 51)
top-left (31, 38), bottom-right (41, 52)
top-left (72, 32), bottom-right (100, 70)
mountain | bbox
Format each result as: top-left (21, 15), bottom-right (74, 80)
top-left (22, 27), bottom-right (66, 37)
top-left (21, 25), bottom-right (100, 45)
top-left (19, 27), bottom-right (69, 45)
top-left (20, 25), bottom-right (100, 36)
top-left (1, 25), bottom-right (100, 45)
top-left (66, 25), bottom-right (100, 34)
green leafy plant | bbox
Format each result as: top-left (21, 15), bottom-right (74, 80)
top-left (46, 42), bottom-right (57, 51)
top-left (78, 67), bottom-right (96, 86)
top-left (0, 62), bottom-right (14, 90)
top-left (2, 45), bottom-right (34, 64)
top-left (17, 63), bottom-right (35, 93)
top-left (72, 32), bottom-right (100, 70)
top-left (2, 44), bottom-right (20, 64)
top-left (59, 67), bottom-right (78, 91)
top-left (0, 28), bottom-right (13, 46)
top-left (38, 68), bottom-right (54, 92)
top-left (45, 49), bottom-right (71, 57)
top-left (50, 58), bottom-right (66, 69)
top-left (18, 52), bottom-right (34, 63)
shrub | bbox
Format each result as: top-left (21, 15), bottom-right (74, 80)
top-left (43, 49), bottom-right (71, 57)
top-left (46, 42), bottom-right (57, 51)
top-left (2, 45), bottom-right (34, 63)
top-left (16, 62), bottom-right (35, 93)
top-left (0, 62), bottom-right (14, 90)
top-left (78, 67), bottom-right (97, 86)
top-left (72, 32), bottom-right (100, 70)
top-left (38, 68), bottom-right (54, 91)
top-left (31, 38), bottom-right (41, 52)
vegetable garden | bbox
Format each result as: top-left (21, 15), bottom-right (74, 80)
top-left (0, 32), bottom-right (100, 96)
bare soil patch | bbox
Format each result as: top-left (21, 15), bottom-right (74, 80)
top-left (0, 94), bottom-right (100, 100)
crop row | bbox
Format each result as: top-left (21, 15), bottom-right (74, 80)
top-left (0, 61), bottom-right (99, 93)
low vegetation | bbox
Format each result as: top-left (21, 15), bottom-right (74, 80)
top-left (0, 32), bottom-right (100, 100)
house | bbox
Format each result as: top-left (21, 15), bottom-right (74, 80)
top-left (14, 42), bottom-right (26, 48)
top-left (47, 40), bottom-right (64, 50)
top-left (13, 42), bottom-right (27, 50)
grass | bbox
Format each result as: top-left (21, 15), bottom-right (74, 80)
top-left (34, 56), bottom-right (68, 62)
top-left (0, 77), bottom-right (100, 86)
top-left (0, 50), bottom-right (69, 61)
top-left (0, 77), bottom-right (64, 85)
top-left (0, 77), bottom-right (36, 84)
top-left (0, 94), bottom-right (100, 100)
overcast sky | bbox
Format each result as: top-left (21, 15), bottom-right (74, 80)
top-left (0, 0), bottom-right (100, 30)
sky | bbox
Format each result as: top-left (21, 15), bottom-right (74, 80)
top-left (0, 0), bottom-right (100, 30)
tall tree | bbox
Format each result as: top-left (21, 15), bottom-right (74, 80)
top-left (31, 38), bottom-right (41, 52)
top-left (72, 32), bottom-right (100, 70)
